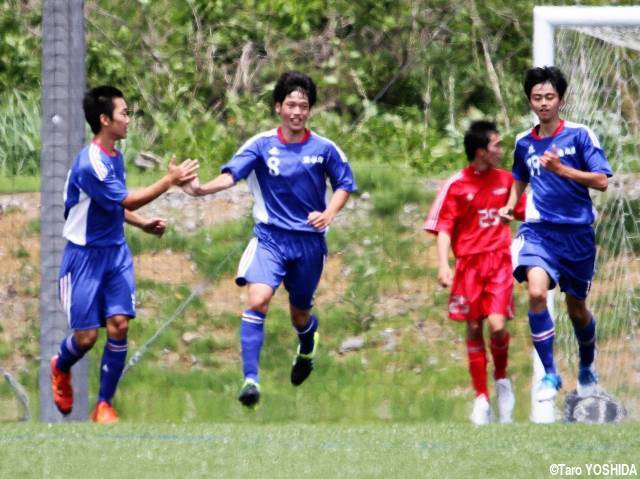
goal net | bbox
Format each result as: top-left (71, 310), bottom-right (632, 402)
top-left (537, 9), bottom-right (640, 420)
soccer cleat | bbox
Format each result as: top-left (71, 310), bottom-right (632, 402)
top-left (50, 355), bottom-right (73, 415)
top-left (90, 400), bottom-right (119, 424)
top-left (238, 378), bottom-right (261, 408)
top-left (535, 373), bottom-right (562, 402)
top-left (291, 332), bottom-right (319, 386)
top-left (577, 366), bottom-right (599, 398)
top-left (470, 394), bottom-right (491, 426)
top-left (495, 378), bottom-right (515, 424)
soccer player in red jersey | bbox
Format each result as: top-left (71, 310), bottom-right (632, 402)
top-left (424, 121), bottom-right (525, 425)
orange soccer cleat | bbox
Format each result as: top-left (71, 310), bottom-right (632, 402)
top-left (50, 355), bottom-right (73, 415)
top-left (90, 400), bottom-right (119, 424)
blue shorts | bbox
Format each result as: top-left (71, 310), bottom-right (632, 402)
top-left (511, 222), bottom-right (596, 299)
top-left (59, 242), bottom-right (136, 330)
top-left (236, 224), bottom-right (327, 310)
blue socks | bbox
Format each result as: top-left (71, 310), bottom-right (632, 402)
top-left (98, 338), bottom-right (128, 404)
top-left (295, 315), bottom-right (318, 355)
top-left (240, 310), bottom-right (266, 383)
top-left (529, 309), bottom-right (556, 374)
top-left (56, 335), bottom-right (87, 372)
top-left (573, 316), bottom-right (596, 369)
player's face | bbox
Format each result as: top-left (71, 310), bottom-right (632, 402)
top-left (529, 82), bottom-right (563, 123)
top-left (101, 97), bottom-right (130, 140)
top-left (485, 133), bottom-right (503, 167)
top-left (275, 90), bottom-right (310, 133)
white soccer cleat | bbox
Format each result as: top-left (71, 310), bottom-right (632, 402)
top-left (496, 378), bottom-right (515, 424)
top-left (577, 366), bottom-right (599, 398)
top-left (535, 373), bottom-right (562, 402)
top-left (470, 394), bottom-right (491, 426)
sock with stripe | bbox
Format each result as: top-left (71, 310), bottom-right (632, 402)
top-left (490, 331), bottom-right (510, 380)
top-left (573, 316), bottom-right (596, 369)
top-left (529, 309), bottom-right (556, 374)
top-left (56, 335), bottom-right (88, 372)
top-left (98, 337), bottom-right (128, 404)
top-left (294, 315), bottom-right (318, 355)
top-left (466, 338), bottom-right (489, 398)
top-left (240, 310), bottom-right (265, 383)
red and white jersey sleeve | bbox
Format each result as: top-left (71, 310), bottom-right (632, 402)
top-left (424, 166), bottom-right (522, 257)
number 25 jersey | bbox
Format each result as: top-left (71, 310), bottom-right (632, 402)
top-left (424, 166), bottom-right (524, 257)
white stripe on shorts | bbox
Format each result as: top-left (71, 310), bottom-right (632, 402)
top-left (236, 237), bottom-right (259, 281)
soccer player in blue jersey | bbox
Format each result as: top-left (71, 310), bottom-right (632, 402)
top-left (183, 71), bottom-right (356, 408)
top-left (499, 66), bottom-right (612, 402)
top-left (50, 86), bottom-right (199, 423)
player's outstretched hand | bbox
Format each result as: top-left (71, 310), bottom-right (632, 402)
top-left (181, 177), bottom-right (202, 197)
top-left (141, 217), bottom-right (167, 237)
top-left (307, 210), bottom-right (334, 230)
top-left (168, 155), bottom-right (199, 186)
top-left (498, 206), bottom-right (514, 224)
top-left (437, 265), bottom-right (453, 288)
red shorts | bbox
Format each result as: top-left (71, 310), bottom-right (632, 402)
top-left (448, 249), bottom-right (514, 321)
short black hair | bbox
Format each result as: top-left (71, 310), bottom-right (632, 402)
top-left (523, 66), bottom-right (568, 100)
top-left (83, 85), bottom-right (124, 134)
top-left (272, 71), bottom-right (317, 107)
top-left (464, 120), bottom-right (498, 162)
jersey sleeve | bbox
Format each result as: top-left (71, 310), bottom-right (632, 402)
top-left (77, 157), bottom-right (127, 211)
top-left (511, 142), bottom-right (530, 183)
top-left (324, 143), bottom-right (356, 192)
top-left (423, 180), bottom-right (459, 236)
top-left (579, 128), bottom-right (613, 177)
top-left (220, 136), bottom-right (261, 182)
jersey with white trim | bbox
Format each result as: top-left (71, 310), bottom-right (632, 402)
top-left (512, 120), bottom-right (612, 225)
top-left (424, 166), bottom-right (525, 257)
top-left (221, 128), bottom-right (356, 233)
top-left (62, 142), bottom-right (128, 246)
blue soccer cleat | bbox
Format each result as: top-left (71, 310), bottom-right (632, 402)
top-left (535, 373), bottom-right (562, 402)
top-left (577, 366), bottom-right (599, 398)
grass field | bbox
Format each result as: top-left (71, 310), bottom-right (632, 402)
top-left (0, 422), bottom-right (638, 479)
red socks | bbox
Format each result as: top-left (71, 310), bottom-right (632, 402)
top-left (490, 332), bottom-right (510, 380)
top-left (466, 338), bottom-right (488, 398)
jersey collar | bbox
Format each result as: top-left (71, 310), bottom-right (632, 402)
top-left (91, 139), bottom-right (119, 157)
top-left (531, 120), bottom-right (565, 140)
top-left (277, 127), bottom-right (311, 145)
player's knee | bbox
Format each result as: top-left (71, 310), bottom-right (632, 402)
top-left (106, 316), bottom-right (129, 339)
top-left (75, 329), bottom-right (98, 350)
top-left (466, 320), bottom-right (483, 340)
top-left (247, 296), bottom-right (270, 314)
top-left (528, 287), bottom-right (547, 310)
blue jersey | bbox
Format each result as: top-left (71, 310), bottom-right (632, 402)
top-left (62, 142), bottom-right (128, 246)
top-left (221, 128), bottom-right (356, 233)
top-left (513, 121), bottom-right (612, 225)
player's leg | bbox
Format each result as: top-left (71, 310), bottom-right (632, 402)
top-left (235, 236), bottom-right (285, 407)
top-left (51, 245), bottom-right (102, 415)
top-left (527, 267), bottom-right (562, 400)
top-left (466, 319), bottom-right (491, 425)
top-left (566, 294), bottom-right (598, 396)
top-left (487, 314), bottom-right (514, 424)
top-left (283, 234), bottom-right (325, 386)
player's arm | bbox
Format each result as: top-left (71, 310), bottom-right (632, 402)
top-left (122, 156), bottom-right (199, 211)
top-left (307, 189), bottom-right (350, 230)
top-left (182, 172), bottom-right (235, 197)
top-left (540, 146), bottom-right (608, 191)
top-left (125, 209), bottom-right (166, 237)
top-left (436, 231), bottom-right (454, 288)
top-left (499, 179), bottom-right (527, 223)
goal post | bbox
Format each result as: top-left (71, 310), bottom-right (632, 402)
top-left (530, 5), bottom-right (640, 423)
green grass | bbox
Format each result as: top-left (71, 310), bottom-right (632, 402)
top-left (0, 175), bottom-right (39, 193)
top-left (0, 422), bottom-right (638, 479)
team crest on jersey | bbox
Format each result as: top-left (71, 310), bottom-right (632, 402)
top-left (268, 147), bottom-right (280, 155)
top-left (303, 155), bottom-right (324, 165)
top-left (492, 187), bottom-right (508, 195)
top-left (466, 193), bottom-right (474, 201)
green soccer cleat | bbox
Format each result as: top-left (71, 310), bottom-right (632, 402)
top-left (238, 378), bottom-right (260, 409)
top-left (291, 332), bottom-right (319, 386)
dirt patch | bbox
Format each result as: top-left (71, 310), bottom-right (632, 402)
top-left (134, 250), bottom-right (203, 285)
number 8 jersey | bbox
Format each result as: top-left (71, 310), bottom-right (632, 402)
top-left (220, 127), bottom-right (356, 234)
top-left (424, 166), bottom-right (525, 257)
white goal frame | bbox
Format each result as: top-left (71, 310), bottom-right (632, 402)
top-left (530, 5), bottom-right (640, 423)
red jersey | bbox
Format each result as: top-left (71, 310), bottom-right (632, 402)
top-left (424, 166), bottom-right (525, 257)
